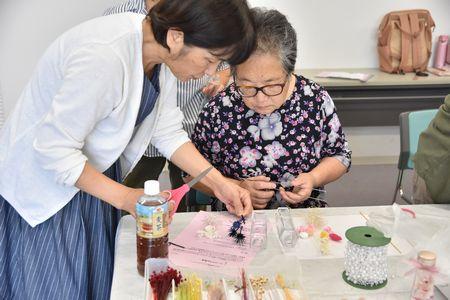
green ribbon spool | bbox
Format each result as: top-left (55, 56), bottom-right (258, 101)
top-left (342, 226), bottom-right (391, 290)
top-left (345, 226), bottom-right (391, 247)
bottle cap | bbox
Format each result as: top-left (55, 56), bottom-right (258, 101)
top-left (418, 250), bottom-right (436, 266)
top-left (144, 180), bottom-right (160, 195)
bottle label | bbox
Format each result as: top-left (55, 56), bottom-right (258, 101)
top-left (136, 202), bottom-right (168, 238)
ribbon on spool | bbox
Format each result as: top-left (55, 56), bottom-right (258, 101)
top-left (342, 226), bottom-right (391, 289)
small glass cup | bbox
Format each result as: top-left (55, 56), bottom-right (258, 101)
top-left (250, 211), bottom-right (268, 250)
top-left (276, 207), bottom-right (298, 248)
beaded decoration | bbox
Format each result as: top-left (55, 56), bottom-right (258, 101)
top-left (250, 276), bottom-right (269, 300)
top-left (343, 226), bottom-right (391, 289)
top-left (344, 242), bottom-right (389, 286)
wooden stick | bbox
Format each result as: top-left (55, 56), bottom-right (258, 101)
top-left (275, 274), bottom-right (294, 300)
top-left (359, 211), bottom-right (402, 254)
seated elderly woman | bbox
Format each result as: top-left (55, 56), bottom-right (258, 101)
top-left (189, 8), bottom-right (351, 209)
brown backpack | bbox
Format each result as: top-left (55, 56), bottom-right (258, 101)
top-left (377, 9), bottom-right (435, 74)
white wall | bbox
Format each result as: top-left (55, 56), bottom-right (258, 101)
top-left (0, 0), bottom-right (124, 118)
top-left (0, 81), bottom-right (4, 129)
top-left (249, 0), bottom-right (450, 69)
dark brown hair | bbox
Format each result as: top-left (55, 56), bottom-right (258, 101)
top-left (148, 0), bottom-right (256, 66)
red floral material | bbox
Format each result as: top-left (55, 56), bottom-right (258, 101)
top-left (149, 267), bottom-right (183, 300)
top-left (329, 233), bottom-right (342, 242)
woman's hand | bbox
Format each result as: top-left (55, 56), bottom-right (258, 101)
top-left (120, 188), bottom-right (144, 217)
top-left (239, 176), bottom-right (276, 209)
top-left (213, 179), bottom-right (253, 216)
top-left (122, 189), bottom-right (176, 224)
top-left (279, 173), bottom-right (316, 205)
top-left (202, 81), bottom-right (225, 97)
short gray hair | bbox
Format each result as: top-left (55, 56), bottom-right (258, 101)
top-left (250, 8), bottom-right (297, 74)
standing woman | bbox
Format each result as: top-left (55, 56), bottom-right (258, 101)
top-left (0, 0), bottom-right (255, 299)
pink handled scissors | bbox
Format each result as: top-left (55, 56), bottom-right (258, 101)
top-left (165, 166), bottom-right (213, 216)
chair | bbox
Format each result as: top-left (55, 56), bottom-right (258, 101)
top-left (186, 189), bottom-right (214, 212)
top-left (393, 109), bottom-right (438, 203)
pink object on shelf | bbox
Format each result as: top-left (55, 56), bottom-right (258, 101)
top-left (434, 35), bottom-right (449, 69)
top-left (447, 42), bottom-right (450, 65)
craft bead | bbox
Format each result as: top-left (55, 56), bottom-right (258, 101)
top-left (299, 232), bottom-right (309, 239)
top-left (344, 242), bottom-right (389, 286)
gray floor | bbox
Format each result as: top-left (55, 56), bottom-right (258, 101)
top-left (325, 164), bottom-right (411, 207)
top-left (160, 164), bottom-right (412, 207)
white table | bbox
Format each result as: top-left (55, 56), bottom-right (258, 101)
top-left (110, 205), bottom-right (450, 299)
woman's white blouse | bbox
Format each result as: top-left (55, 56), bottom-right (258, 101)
top-left (0, 13), bottom-right (189, 227)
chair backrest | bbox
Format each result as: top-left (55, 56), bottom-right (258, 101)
top-left (195, 190), bottom-right (213, 205)
top-left (398, 109), bottom-right (438, 170)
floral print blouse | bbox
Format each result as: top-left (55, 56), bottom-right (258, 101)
top-left (192, 74), bottom-right (351, 208)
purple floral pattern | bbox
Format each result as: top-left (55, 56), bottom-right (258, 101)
top-left (192, 75), bottom-right (352, 208)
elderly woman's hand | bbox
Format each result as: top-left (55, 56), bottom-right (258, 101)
top-left (239, 176), bottom-right (276, 209)
top-left (279, 173), bottom-right (316, 205)
top-left (214, 179), bottom-right (253, 216)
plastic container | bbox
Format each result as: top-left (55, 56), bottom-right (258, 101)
top-left (275, 207), bottom-right (298, 248)
top-left (250, 211), bottom-right (268, 250)
top-left (144, 258), bottom-right (170, 300)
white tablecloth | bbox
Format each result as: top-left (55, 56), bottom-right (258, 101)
top-left (110, 205), bottom-right (450, 299)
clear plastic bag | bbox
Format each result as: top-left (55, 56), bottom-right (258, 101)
top-left (366, 204), bottom-right (450, 281)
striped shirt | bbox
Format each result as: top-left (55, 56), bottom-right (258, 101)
top-left (104, 0), bottom-right (227, 157)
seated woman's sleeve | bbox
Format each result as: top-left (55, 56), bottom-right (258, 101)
top-left (319, 90), bottom-right (352, 169)
top-left (190, 99), bottom-right (223, 168)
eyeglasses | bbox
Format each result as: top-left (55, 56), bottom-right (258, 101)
top-left (235, 76), bottom-right (288, 97)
